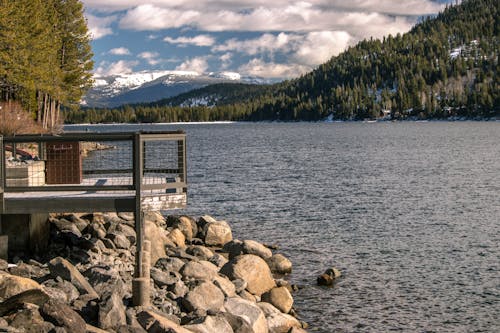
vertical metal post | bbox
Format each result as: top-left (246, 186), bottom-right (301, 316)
top-left (133, 133), bottom-right (144, 277)
top-left (132, 132), bottom-right (149, 306)
top-left (178, 137), bottom-right (187, 193)
top-left (0, 136), bottom-right (4, 214)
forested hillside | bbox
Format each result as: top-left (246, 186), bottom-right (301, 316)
top-left (65, 0), bottom-right (498, 123)
top-left (0, 0), bottom-right (93, 131)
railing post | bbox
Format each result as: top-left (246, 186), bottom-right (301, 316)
top-left (178, 137), bottom-right (187, 187)
top-left (0, 136), bottom-right (4, 214)
top-left (132, 132), bottom-right (149, 306)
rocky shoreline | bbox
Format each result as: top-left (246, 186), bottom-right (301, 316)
top-left (0, 212), bottom-right (308, 332)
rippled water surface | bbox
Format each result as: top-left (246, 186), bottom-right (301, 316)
top-left (68, 122), bottom-right (500, 332)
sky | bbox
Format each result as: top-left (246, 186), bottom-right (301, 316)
top-left (82, 0), bottom-right (457, 80)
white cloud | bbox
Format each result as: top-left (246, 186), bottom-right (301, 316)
top-left (86, 14), bottom-right (116, 39)
top-left (238, 58), bottom-right (309, 79)
top-left (219, 53), bottom-right (233, 69)
top-left (115, 1), bottom-right (444, 33)
top-left (119, 5), bottom-right (199, 30)
top-left (292, 31), bottom-right (352, 66)
top-left (175, 57), bottom-right (209, 74)
top-left (164, 34), bottom-right (215, 47)
top-left (108, 47), bottom-right (131, 55)
top-left (138, 51), bottom-right (161, 65)
top-left (95, 60), bottom-right (139, 76)
top-left (213, 33), bottom-right (294, 55)
top-left (213, 31), bottom-right (352, 68)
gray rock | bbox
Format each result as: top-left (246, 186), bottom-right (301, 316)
top-left (232, 279), bottom-right (247, 293)
top-left (242, 240), bottom-right (272, 260)
top-left (0, 273), bottom-right (42, 299)
top-left (151, 267), bottom-right (178, 287)
top-left (155, 257), bottom-right (185, 273)
top-left (266, 254), bottom-right (292, 275)
top-left (8, 262), bottom-right (48, 279)
top-left (83, 265), bottom-right (119, 286)
top-left (203, 221), bottom-right (233, 247)
top-left (9, 303), bottom-right (55, 333)
top-left (50, 217), bottom-right (82, 238)
top-left (43, 279), bottom-right (80, 303)
top-left (67, 214), bottom-right (90, 232)
top-left (144, 211), bottom-right (166, 226)
top-left (183, 314), bottom-right (233, 333)
top-left (180, 261), bottom-right (216, 281)
top-left (257, 302), bottom-right (302, 333)
top-left (185, 245), bottom-right (214, 261)
top-left (107, 232), bottom-right (131, 249)
top-left (182, 281), bottom-right (225, 313)
top-left (117, 212), bottom-right (134, 222)
top-left (220, 254), bottom-right (276, 296)
top-left (261, 287), bottom-right (293, 314)
top-left (98, 280), bottom-right (127, 331)
top-left (167, 228), bottom-right (186, 248)
top-left (169, 216), bottom-right (195, 241)
top-left (224, 297), bottom-right (268, 333)
top-left (47, 257), bottom-right (99, 299)
top-left (89, 222), bottom-right (107, 240)
top-left (136, 310), bottom-right (192, 333)
top-left (220, 312), bottom-right (255, 333)
top-left (213, 274), bottom-right (236, 298)
top-left (145, 221), bottom-right (168, 265)
top-left (197, 215), bottom-right (217, 231)
top-left (116, 224), bottom-right (137, 244)
top-left (170, 280), bottom-right (189, 299)
top-left (41, 299), bottom-right (86, 333)
top-left (222, 240), bottom-right (244, 259)
top-left (209, 253), bottom-right (229, 268)
top-left (0, 289), bottom-right (50, 317)
top-left (166, 248), bottom-right (198, 261)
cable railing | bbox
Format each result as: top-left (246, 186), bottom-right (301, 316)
top-left (0, 131), bottom-right (187, 213)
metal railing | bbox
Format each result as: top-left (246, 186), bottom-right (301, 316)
top-left (0, 131), bottom-right (187, 213)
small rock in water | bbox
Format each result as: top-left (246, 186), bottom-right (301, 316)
top-left (317, 267), bottom-right (341, 286)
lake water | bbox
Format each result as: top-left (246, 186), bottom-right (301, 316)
top-left (66, 122), bottom-right (500, 332)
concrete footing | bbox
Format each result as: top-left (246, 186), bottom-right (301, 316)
top-left (132, 277), bottom-right (150, 306)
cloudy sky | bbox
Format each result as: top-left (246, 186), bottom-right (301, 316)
top-left (82, 0), bottom-right (456, 80)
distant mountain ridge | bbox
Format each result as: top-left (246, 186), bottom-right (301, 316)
top-left (67, 0), bottom-right (498, 123)
top-left (83, 71), bottom-right (268, 107)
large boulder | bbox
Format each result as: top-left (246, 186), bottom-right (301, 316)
top-left (0, 289), bottom-right (49, 317)
top-left (0, 273), bottom-right (41, 299)
top-left (145, 220), bottom-right (168, 265)
top-left (98, 280), bottom-right (127, 331)
top-left (220, 255), bottom-right (275, 296)
top-left (242, 240), bottom-right (272, 260)
top-left (224, 297), bottom-right (268, 333)
top-left (212, 274), bottom-right (236, 298)
top-left (167, 228), bottom-right (186, 248)
top-left (47, 257), bottom-right (98, 299)
top-left (220, 312), bottom-right (255, 333)
top-left (41, 299), bottom-right (86, 333)
top-left (203, 221), bottom-right (232, 246)
top-left (183, 315), bottom-right (233, 333)
top-left (265, 254), bottom-right (292, 275)
top-left (169, 216), bottom-right (196, 241)
top-left (49, 217), bottom-right (82, 238)
top-left (181, 281), bottom-right (225, 313)
top-left (261, 287), bottom-right (293, 314)
top-left (137, 310), bottom-right (192, 333)
top-left (180, 261), bottom-right (217, 282)
top-left (8, 303), bottom-right (55, 333)
top-left (257, 302), bottom-right (302, 333)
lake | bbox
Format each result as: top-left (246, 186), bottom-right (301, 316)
top-left (66, 121), bottom-right (500, 332)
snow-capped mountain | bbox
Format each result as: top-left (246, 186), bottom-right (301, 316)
top-left (83, 70), bottom-right (266, 108)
